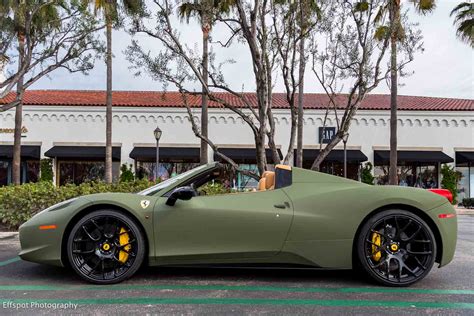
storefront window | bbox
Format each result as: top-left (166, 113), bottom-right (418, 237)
top-left (0, 160), bottom-right (9, 186)
top-left (26, 161), bottom-right (39, 183)
top-left (234, 164), bottom-right (259, 190)
top-left (302, 160), bottom-right (361, 180)
top-left (457, 164), bottom-right (473, 200)
top-left (0, 160), bottom-right (39, 186)
top-left (375, 164), bottom-right (438, 188)
top-left (58, 161), bottom-right (120, 186)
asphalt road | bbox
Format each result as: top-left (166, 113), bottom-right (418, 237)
top-left (0, 216), bottom-right (472, 315)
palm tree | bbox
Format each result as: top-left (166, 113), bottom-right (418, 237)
top-left (374, 0), bottom-right (436, 185)
top-left (87, 0), bottom-right (144, 183)
top-left (451, 2), bottom-right (473, 47)
top-left (178, 0), bottom-right (234, 165)
top-left (1, 1), bottom-right (61, 185)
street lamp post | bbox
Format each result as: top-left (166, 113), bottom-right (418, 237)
top-left (342, 133), bottom-right (349, 178)
top-left (154, 127), bottom-right (162, 182)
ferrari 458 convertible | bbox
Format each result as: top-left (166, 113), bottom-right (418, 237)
top-left (19, 163), bottom-right (457, 286)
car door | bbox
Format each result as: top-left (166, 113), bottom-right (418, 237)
top-left (153, 188), bottom-right (293, 260)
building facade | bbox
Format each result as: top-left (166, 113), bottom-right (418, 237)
top-left (0, 90), bottom-right (473, 199)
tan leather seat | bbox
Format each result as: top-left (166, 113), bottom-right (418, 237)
top-left (258, 177), bottom-right (266, 191)
top-left (258, 171), bottom-right (275, 191)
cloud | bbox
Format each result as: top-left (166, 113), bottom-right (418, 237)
top-left (29, 1), bottom-right (472, 99)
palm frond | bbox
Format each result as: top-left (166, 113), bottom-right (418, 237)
top-left (178, 2), bottom-right (201, 23)
top-left (178, 0), bottom-right (236, 26)
top-left (354, 1), bottom-right (369, 12)
top-left (122, 0), bottom-right (145, 18)
top-left (450, 2), bottom-right (472, 17)
top-left (374, 25), bottom-right (390, 41)
top-left (450, 2), bottom-right (474, 47)
top-left (409, 0), bottom-right (436, 15)
top-left (374, 3), bottom-right (389, 24)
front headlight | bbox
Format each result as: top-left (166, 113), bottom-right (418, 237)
top-left (32, 198), bottom-right (78, 219)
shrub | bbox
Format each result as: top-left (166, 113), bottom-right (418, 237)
top-left (462, 198), bottom-right (474, 209)
top-left (440, 164), bottom-right (463, 204)
top-left (120, 164), bottom-right (135, 182)
top-left (198, 182), bottom-right (231, 195)
top-left (39, 159), bottom-right (54, 182)
top-left (0, 180), bottom-right (153, 230)
top-left (361, 162), bottom-right (375, 185)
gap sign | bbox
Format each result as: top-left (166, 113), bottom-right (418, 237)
top-left (318, 127), bottom-right (336, 144)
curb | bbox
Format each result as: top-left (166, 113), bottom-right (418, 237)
top-left (456, 209), bottom-right (474, 216)
top-left (0, 232), bottom-right (18, 240)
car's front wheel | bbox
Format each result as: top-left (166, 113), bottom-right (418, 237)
top-left (67, 209), bottom-right (145, 284)
top-left (357, 209), bottom-right (437, 287)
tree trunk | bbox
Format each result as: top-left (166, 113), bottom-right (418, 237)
top-left (255, 135), bottom-right (267, 175)
top-left (296, 6), bottom-right (306, 168)
top-left (388, 3), bottom-right (400, 186)
top-left (311, 134), bottom-right (342, 171)
top-left (200, 25), bottom-right (209, 164)
top-left (12, 34), bottom-right (25, 185)
top-left (105, 21), bottom-right (113, 184)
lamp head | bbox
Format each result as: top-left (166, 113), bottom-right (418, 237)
top-left (154, 126), bottom-right (162, 141)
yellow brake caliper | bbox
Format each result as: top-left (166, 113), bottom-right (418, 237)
top-left (371, 232), bottom-right (382, 261)
top-left (118, 227), bottom-right (132, 264)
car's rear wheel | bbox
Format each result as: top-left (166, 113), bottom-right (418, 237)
top-left (67, 210), bottom-right (145, 284)
top-left (357, 209), bottom-right (436, 287)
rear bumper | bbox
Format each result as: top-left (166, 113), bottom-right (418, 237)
top-left (426, 202), bottom-right (457, 267)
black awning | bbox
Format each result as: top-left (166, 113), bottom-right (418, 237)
top-left (301, 149), bottom-right (368, 163)
top-left (130, 147), bottom-right (200, 162)
top-left (456, 151), bottom-right (474, 164)
top-left (374, 150), bottom-right (454, 165)
top-left (0, 145), bottom-right (40, 160)
top-left (214, 148), bottom-right (283, 164)
top-left (45, 146), bottom-right (121, 161)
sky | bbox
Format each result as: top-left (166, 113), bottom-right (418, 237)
top-left (25, 0), bottom-right (474, 100)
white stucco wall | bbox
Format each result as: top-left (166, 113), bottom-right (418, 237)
top-left (0, 105), bottom-right (472, 167)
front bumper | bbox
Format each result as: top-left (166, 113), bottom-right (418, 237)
top-left (19, 209), bottom-right (67, 267)
top-left (427, 202), bottom-right (457, 267)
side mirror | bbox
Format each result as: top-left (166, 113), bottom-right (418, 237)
top-left (166, 186), bottom-right (196, 206)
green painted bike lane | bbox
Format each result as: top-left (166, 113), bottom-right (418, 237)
top-left (0, 284), bottom-right (473, 296)
top-left (0, 297), bottom-right (472, 309)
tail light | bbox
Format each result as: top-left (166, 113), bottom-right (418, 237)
top-left (428, 189), bottom-right (453, 204)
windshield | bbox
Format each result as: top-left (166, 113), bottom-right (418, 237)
top-left (137, 164), bottom-right (209, 196)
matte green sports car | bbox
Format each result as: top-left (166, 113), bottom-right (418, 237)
top-left (19, 163), bottom-right (457, 286)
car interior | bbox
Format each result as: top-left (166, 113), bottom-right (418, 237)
top-left (174, 164), bottom-right (292, 197)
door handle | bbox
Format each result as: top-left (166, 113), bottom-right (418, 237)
top-left (274, 203), bottom-right (287, 209)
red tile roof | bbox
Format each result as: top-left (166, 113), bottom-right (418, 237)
top-left (0, 90), bottom-right (472, 111)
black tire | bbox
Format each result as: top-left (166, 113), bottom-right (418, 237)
top-left (67, 210), bottom-right (145, 284)
top-left (356, 209), bottom-right (437, 287)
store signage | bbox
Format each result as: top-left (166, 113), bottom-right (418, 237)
top-left (318, 127), bottom-right (336, 144)
top-left (0, 126), bottom-right (28, 134)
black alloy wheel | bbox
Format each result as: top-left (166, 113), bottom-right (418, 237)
top-left (67, 210), bottom-right (145, 284)
top-left (357, 209), bottom-right (436, 287)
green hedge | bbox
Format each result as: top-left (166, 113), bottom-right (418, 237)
top-left (440, 164), bottom-right (463, 204)
top-left (0, 180), bottom-right (153, 230)
top-left (462, 198), bottom-right (474, 209)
